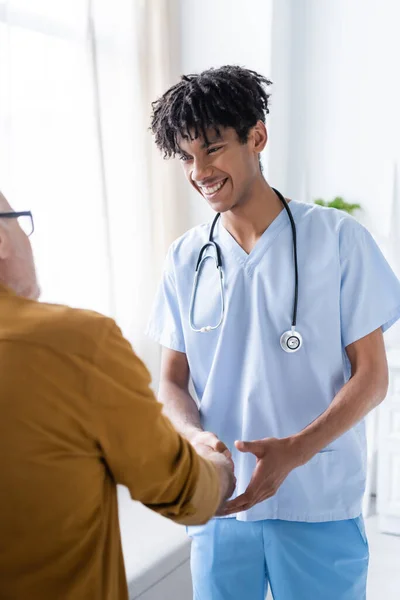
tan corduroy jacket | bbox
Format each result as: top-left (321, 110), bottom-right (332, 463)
top-left (0, 285), bottom-right (220, 600)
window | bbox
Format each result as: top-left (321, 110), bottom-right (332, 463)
top-left (0, 0), bottom-right (112, 314)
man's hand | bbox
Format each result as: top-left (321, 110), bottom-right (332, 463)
top-left (189, 430), bottom-right (233, 465)
top-left (207, 451), bottom-right (237, 509)
top-left (188, 430), bottom-right (236, 508)
top-left (220, 437), bottom-right (301, 516)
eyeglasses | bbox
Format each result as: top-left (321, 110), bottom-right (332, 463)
top-left (0, 211), bottom-right (34, 237)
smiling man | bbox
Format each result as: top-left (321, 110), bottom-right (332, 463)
top-left (148, 66), bottom-right (400, 600)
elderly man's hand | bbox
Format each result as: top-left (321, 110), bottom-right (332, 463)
top-left (206, 451), bottom-right (237, 508)
top-left (190, 430), bottom-right (233, 465)
top-left (219, 437), bottom-right (300, 516)
top-left (189, 430), bottom-right (236, 506)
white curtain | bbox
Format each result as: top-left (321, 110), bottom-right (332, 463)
top-left (89, 0), bottom-right (184, 378)
top-left (0, 0), bottom-right (183, 378)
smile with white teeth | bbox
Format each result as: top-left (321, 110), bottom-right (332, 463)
top-left (200, 179), bottom-right (227, 195)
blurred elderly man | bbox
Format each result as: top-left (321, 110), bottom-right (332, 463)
top-left (0, 191), bottom-right (235, 600)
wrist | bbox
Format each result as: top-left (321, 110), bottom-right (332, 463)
top-left (285, 434), bottom-right (316, 467)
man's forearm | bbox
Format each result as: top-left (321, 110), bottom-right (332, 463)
top-left (158, 380), bottom-right (203, 440)
top-left (291, 368), bottom-right (387, 465)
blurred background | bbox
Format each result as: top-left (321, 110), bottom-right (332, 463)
top-left (1, 1), bottom-right (400, 598)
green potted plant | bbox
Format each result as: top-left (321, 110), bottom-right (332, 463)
top-left (314, 196), bottom-right (361, 216)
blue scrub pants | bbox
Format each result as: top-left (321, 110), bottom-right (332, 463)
top-left (188, 517), bottom-right (369, 600)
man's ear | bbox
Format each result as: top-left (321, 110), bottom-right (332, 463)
top-left (250, 120), bottom-right (268, 155)
top-left (0, 226), bottom-right (11, 260)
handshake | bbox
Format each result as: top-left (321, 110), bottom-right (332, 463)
top-left (188, 429), bottom-right (237, 513)
top-left (188, 429), bottom-right (300, 516)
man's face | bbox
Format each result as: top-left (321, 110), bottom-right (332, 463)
top-left (0, 193), bottom-right (40, 300)
top-left (177, 124), bottom-right (266, 213)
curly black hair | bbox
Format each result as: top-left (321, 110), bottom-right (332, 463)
top-left (150, 65), bottom-right (272, 158)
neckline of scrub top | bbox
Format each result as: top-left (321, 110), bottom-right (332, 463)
top-left (218, 200), bottom-right (302, 272)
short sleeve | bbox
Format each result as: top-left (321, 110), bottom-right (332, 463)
top-left (146, 247), bottom-right (186, 353)
top-left (340, 219), bottom-right (400, 348)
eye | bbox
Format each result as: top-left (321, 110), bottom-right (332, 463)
top-left (179, 154), bottom-right (192, 162)
top-left (207, 146), bottom-right (222, 155)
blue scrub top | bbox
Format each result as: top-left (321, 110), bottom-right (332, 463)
top-left (147, 201), bottom-right (400, 522)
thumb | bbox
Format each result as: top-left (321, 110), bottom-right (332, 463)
top-left (235, 440), bottom-right (264, 456)
top-left (214, 439), bottom-right (229, 454)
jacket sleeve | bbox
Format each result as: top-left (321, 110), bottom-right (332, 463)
top-left (87, 317), bottom-right (220, 525)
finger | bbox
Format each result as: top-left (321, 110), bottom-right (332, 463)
top-left (216, 502), bottom-right (241, 517)
top-left (221, 479), bottom-right (266, 510)
top-left (234, 440), bottom-right (263, 456)
top-left (222, 493), bottom-right (252, 512)
top-left (220, 484), bottom-right (276, 515)
top-left (220, 500), bottom-right (255, 516)
top-left (223, 448), bottom-right (232, 460)
top-left (214, 439), bottom-right (229, 454)
top-left (220, 502), bottom-right (248, 514)
top-left (220, 491), bottom-right (260, 514)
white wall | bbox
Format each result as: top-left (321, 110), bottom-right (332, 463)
top-left (269, 0), bottom-right (400, 345)
top-left (270, 0), bottom-right (400, 241)
top-left (179, 0), bottom-right (274, 226)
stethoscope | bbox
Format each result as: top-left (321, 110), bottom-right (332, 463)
top-left (189, 187), bottom-right (303, 353)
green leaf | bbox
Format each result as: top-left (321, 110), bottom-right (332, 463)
top-left (313, 197), bottom-right (361, 215)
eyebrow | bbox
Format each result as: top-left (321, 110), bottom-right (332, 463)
top-left (178, 133), bottom-right (225, 155)
top-left (201, 136), bottom-right (224, 149)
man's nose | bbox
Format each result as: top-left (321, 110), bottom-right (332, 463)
top-left (191, 157), bottom-right (212, 184)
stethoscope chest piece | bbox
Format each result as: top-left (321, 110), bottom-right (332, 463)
top-left (280, 329), bottom-right (303, 353)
